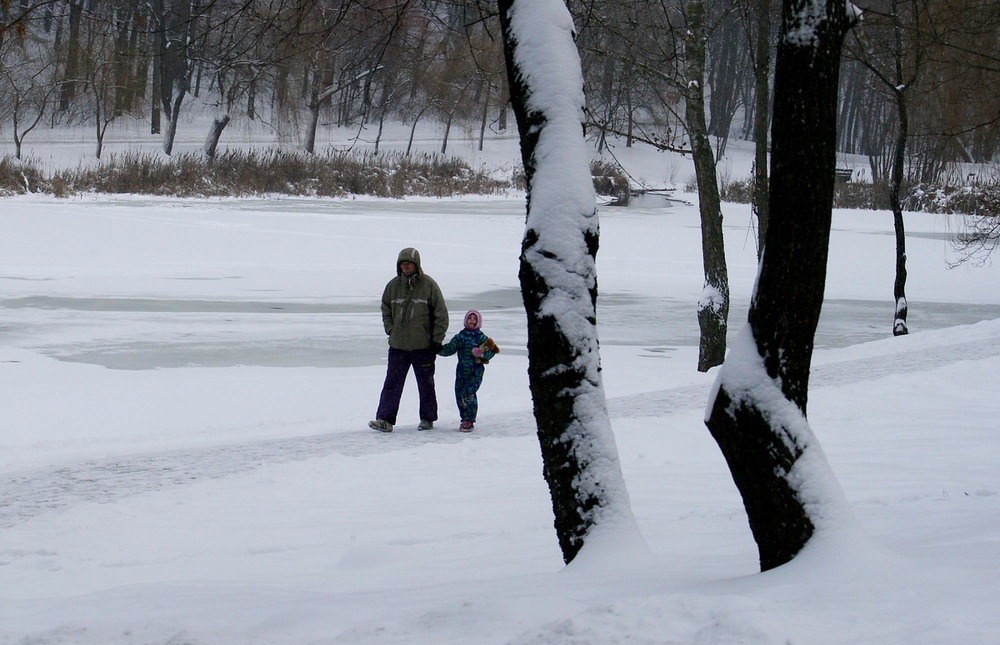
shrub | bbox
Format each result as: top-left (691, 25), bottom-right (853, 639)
top-left (720, 177), bottom-right (753, 204)
top-left (834, 180), bottom-right (890, 210)
top-left (590, 159), bottom-right (630, 202)
top-left (714, 172), bottom-right (1000, 217)
top-left (18, 149), bottom-right (512, 199)
top-left (0, 157), bottom-right (48, 195)
top-left (902, 183), bottom-right (1000, 217)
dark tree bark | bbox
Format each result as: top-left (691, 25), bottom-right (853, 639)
top-left (847, 0), bottom-right (919, 334)
top-left (887, 0), bottom-right (911, 336)
top-left (705, 0), bottom-right (857, 572)
top-left (158, 0), bottom-right (192, 155)
top-left (204, 114), bottom-right (231, 159)
top-left (890, 87), bottom-right (909, 336)
top-left (685, 0), bottom-right (730, 373)
top-left (478, 78), bottom-right (491, 152)
top-left (498, 0), bottom-right (638, 565)
top-left (706, 12), bottom-right (748, 150)
top-left (304, 66), bottom-right (336, 155)
top-left (752, 0), bottom-right (772, 258)
top-left (151, 6), bottom-right (162, 136)
top-left (58, 0), bottom-right (83, 111)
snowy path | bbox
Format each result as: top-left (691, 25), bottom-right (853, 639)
top-left (3, 329), bottom-right (999, 530)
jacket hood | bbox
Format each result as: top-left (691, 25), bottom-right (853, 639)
top-left (396, 247), bottom-right (423, 276)
top-left (464, 309), bottom-right (482, 330)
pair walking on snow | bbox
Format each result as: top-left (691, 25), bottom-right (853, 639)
top-left (369, 247), bottom-right (498, 434)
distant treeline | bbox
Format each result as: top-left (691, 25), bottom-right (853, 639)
top-left (1, 1), bottom-right (998, 186)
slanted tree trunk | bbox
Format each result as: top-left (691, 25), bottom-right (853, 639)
top-left (305, 99), bottom-right (321, 155)
top-left (304, 66), bottom-right (335, 155)
top-left (94, 100), bottom-right (106, 159)
top-left (161, 87), bottom-right (185, 156)
top-left (478, 79), bottom-right (491, 152)
top-left (685, 0), bottom-right (730, 372)
top-left (705, 0), bottom-right (858, 572)
top-left (441, 113), bottom-right (453, 155)
top-left (498, 0), bottom-right (641, 565)
top-left (204, 114), bottom-right (231, 160)
top-left (406, 105), bottom-right (430, 156)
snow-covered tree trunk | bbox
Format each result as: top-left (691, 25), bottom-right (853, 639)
top-left (498, 0), bottom-right (642, 565)
top-left (704, 0), bottom-right (858, 571)
top-left (685, 0), bottom-right (730, 373)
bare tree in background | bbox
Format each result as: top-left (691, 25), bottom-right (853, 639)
top-left (1, 54), bottom-right (57, 159)
top-left (683, 0), bottom-right (730, 372)
top-left (847, 0), bottom-right (928, 336)
top-left (154, 0), bottom-right (192, 154)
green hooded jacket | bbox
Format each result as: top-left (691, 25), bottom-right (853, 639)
top-left (380, 247), bottom-right (448, 351)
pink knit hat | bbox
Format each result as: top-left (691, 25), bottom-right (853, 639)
top-left (464, 310), bottom-right (482, 330)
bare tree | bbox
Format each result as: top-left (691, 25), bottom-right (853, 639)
top-left (955, 207), bottom-right (1000, 265)
top-left (848, 0), bottom-right (929, 336)
top-left (573, 0), bottom-right (731, 372)
top-left (705, 8), bottom-right (751, 154)
top-left (57, 0), bottom-right (84, 112)
top-left (571, 0), bottom-right (689, 156)
top-left (684, 0), bottom-right (730, 372)
top-left (498, 0), bottom-right (642, 565)
top-left (705, 0), bottom-right (858, 572)
top-left (154, 0), bottom-right (192, 155)
top-left (1, 56), bottom-right (57, 159)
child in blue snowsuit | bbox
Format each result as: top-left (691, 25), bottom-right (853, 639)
top-left (438, 310), bottom-right (498, 431)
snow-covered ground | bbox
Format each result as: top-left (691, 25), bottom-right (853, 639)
top-left (2, 118), bottom-right (1000, 643)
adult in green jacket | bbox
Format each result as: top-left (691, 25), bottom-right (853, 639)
top-left (369, 247), bottom-right (448, 433)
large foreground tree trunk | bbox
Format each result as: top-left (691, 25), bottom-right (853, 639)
top-left (685, 0), bottom-right (730, 373)
top-left (704, 0), bottom-right (858, 572)
top-left (498, 0), bottom-right (641, 566)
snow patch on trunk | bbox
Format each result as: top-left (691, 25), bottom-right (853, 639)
top-left (709, 325), bottom-right (859, 539)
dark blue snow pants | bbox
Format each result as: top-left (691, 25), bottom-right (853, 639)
top-left (455, 365), bottom-right (485, 422)
top-left (376, 347), bottom-right (438, 425)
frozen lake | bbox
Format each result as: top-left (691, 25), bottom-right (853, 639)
top-left (3, 197), bottom-right (996, 370)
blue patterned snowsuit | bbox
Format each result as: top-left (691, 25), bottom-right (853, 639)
top-left (438, 328), bottom-right (495, 422)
